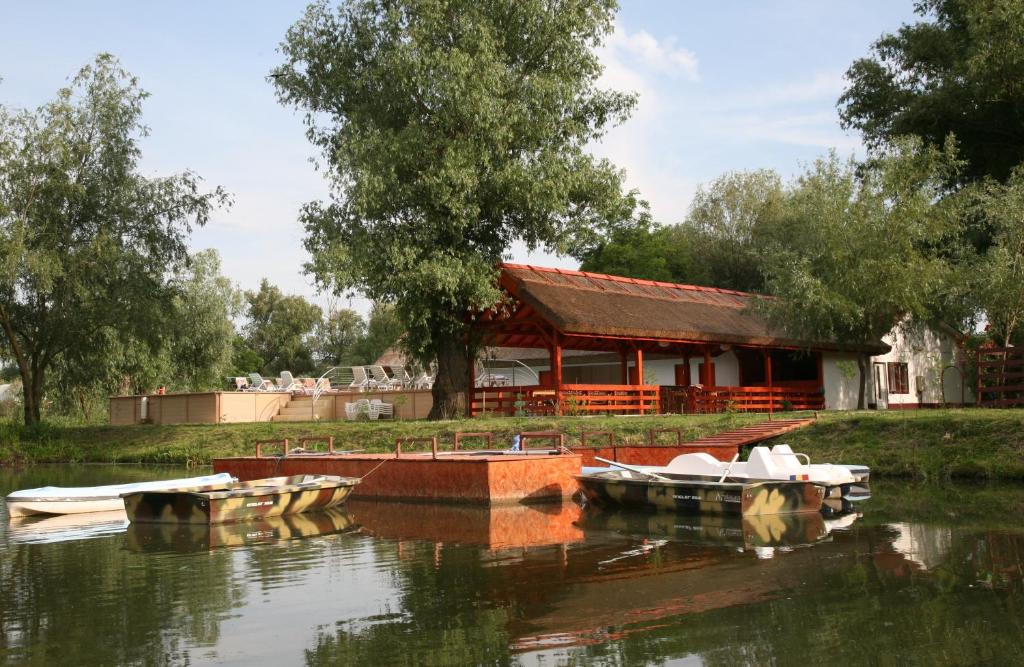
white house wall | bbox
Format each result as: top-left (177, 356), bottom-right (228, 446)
top-left (822, 352), bottom-right (862, 410)
top-left (872, 326), bottom-right (971, 406)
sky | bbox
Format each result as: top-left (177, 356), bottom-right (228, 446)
top-left (1, 1), bottom-right (920, 315)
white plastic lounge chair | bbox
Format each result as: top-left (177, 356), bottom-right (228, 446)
top-left (247, 373), bottom-right (272, 391)
top-left (352, 366), bottom-right (374, 391)
top-left (369, 365), bottom-right (399, 390)
top-left (276, 370), bottom-right (302, 392)
top-left (388, 365), bottom-right (413, 389)
top-left (233, 377), bottom-right (250, 391)
top-left (368, 399), bottom-right (394, 420)
top-left (412, 372), bottom-right (434, 390)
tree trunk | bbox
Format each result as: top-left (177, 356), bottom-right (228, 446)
top-left (428, 336), bottom-right (469, 419)
top-left (857, 354), bottom-right (869, 410)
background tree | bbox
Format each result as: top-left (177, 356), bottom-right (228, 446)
top-left (165, 249), bottom-right (244, 390)
top-left (272, 0), bottom-right (645, 417)
top-left (244, 279), bottom-right (321, 375)
top-left (961, 168), bottom-right (1024, 346)
top-left (48, 249), bottom-right (242, 420)
top-left (758, 141), bottom-right (960, 408)
top-left (313, 307), bottom-right (366, 368)
top-left (350, 303), bottom-right (403, 366)
top-left (0, 54), bottom-right (228, 424)
top-left (581, 170), bottom-right (785, 292)
top-left (840, 0), bottom-right (1024, 186)
top-left (580, 223), bottom-right (701, 284)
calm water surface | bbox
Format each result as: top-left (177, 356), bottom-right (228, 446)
top-left (2, 465), bottom-right (1024, 665)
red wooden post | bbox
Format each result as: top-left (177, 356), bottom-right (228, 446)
top-left (702, 347), bottom-right (712, 385)
top-left (468, 352), bottom-right (477, 417)
top-left (633, 348), bottom-right (644, 385)
top-left (551, 335), bottom-right (563, 415)
top-left (765, 349), bottom-right (774, 421)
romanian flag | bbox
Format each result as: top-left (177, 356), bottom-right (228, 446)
top-left (789, 474), bottom-right (810, 481)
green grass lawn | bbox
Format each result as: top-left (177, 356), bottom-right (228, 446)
top-left (2, 408), bottom-right (1023, 480)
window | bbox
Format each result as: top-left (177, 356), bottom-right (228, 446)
top-left (887, 362), bottom-right (910, 394)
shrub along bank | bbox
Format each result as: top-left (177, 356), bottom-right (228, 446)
top-left (1, 409), bottom-right (1022, 481)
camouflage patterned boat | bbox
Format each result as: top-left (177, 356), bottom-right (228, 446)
top-left (126, 507), bottom-right (359, 552)
top-left (121, 475), bottom-right (359, 524)
top-left (575, 469), bottom-right (825, 516)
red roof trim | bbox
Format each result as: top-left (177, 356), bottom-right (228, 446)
top-left (499, 262), bottom-right (761, 299)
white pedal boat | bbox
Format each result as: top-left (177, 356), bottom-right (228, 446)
top-left (584, 444), bottom-right (870, 500)
top-left (5, 472), bottom-right (236, 517)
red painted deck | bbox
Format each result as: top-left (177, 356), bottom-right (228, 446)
top-left (213, 452), bottom-right (582, 506)
top-left (572, 418), bottom-right (816, 467)
top-left (214, 418), bottom-right (814, 505)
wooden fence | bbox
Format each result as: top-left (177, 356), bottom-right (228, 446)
top-left (471, 384), bottom-right (659, 417)
top-left (976, 347), bottom-right (1024, 407)
top-left (686, 386), bottom-right (825, 413)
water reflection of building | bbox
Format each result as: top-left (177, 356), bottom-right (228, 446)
top-left (886, 522), bottom-right (954, 570)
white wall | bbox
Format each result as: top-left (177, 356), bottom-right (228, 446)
top-left (872, 326), bottom-right (970, 406)
top-left (822, 352), bottom-right (862, 410)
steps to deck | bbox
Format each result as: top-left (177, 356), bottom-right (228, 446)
top-left (681, 418), bottom-right (815, 450)
top-left (271, 395), bottom-right (333, 422)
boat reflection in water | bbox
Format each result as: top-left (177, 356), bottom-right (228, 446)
top-left (577, 507), bottom-right (840, 552)
top-left (126, 507), bottom-right (359, 553)
top-left (346, 498), bottom-right (584, 550)
top-left (7, 510), bottom-right (130, 545)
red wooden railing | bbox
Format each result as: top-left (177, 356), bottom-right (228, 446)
top-left (977, 347), bottom-right (1024, 407)
top-left (687, 385), bottom-right (825, 413)
top-left (470, 384), bottom-right (660, 417)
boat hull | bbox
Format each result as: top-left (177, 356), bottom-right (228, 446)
top-left (122, 475), bottom-right (359, 524)
top-left (575, 472), bottom-right (824, 516)
top-left (4, 473), bottom-right (237, 517)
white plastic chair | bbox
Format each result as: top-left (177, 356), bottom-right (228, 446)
top-left (344, 399), bottom-right (370, 420)
top-left (369, 399), bottom-right (394, 420)
top-left (388, 365), bottom-right (413, 389)
top-left (412, 372), bottom-right (434, 390)
top-left (369, 365), bottom-right (399, 390)
top-left (351, 367), bottom-right (373, 391)
top-left (277, 370), bottom-right (301, 392)
top-left (247, 373), bottom-right (272, 392)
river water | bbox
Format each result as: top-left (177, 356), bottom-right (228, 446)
top-left (2, 465), bottom-right (1023, 665)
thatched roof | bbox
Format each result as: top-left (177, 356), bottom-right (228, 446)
top-left (499, 264), bottom-right (888, 354)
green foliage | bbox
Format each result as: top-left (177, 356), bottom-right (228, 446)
top-left (230, 335), bottom-right (266, 377)
top-left (350, 302), bottom-right (403, 365)
top-left (840, 0), bottom-right (1024, 185)
top-left (313, 307), bottom-right (366, 367)
top-left (581, 169), bottom-right (785, 292)
top-left (958, 167), bottom-right (1024, 345)
top-left (757, 141), bottom-right (961, 407)
top-left (272, 0), bottom-right (646, 417)
top-left (244, 279), bottom-right (322, 374)
top-left (166, 249), bottom-right (244, 390)
top-left (0, 54), bottom-right (229, 424)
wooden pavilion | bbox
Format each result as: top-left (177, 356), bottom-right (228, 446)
top-left (469, 264), bottom-right (888, 416)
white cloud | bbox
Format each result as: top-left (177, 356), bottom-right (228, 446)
top-left (602, 22), bottom-right (700, 82)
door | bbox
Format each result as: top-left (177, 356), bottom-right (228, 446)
top-left (873, 362), bottom-right (888, 409)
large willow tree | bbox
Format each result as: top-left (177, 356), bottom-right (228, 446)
top-left (272, 0), bottom-right (644, 417)
top-left (0, 55), bottom-right (228, 424)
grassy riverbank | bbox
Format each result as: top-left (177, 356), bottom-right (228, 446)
top-left (2, 409), bottom-right (1022, 480)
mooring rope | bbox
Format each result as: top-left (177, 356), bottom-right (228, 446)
top-left (359, 457), bottom-right (390, 481)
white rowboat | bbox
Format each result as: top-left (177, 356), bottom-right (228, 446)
top-left (5, 473), bottom-right (237, 517)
